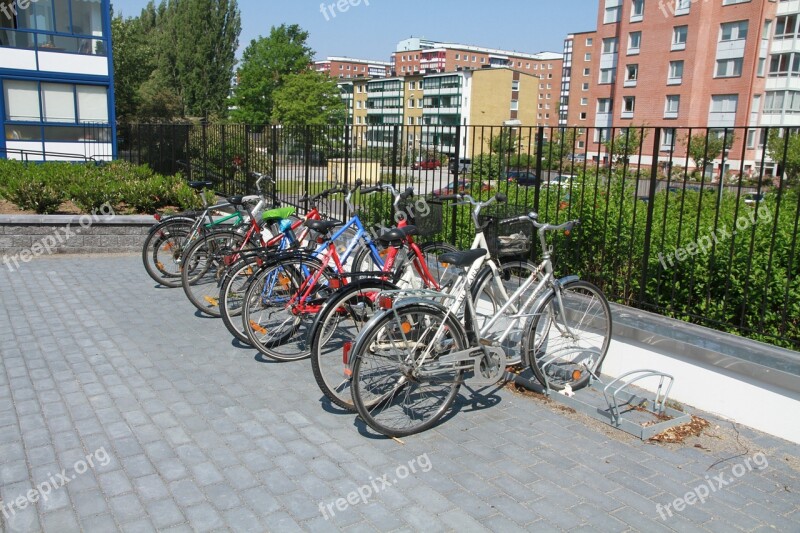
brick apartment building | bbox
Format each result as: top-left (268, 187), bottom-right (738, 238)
top-left (391, 38), bottom-right (563, 129)
top-left (339, 68), bottom-right (539, 158)
top-left (559, 0), bottom-right (798, 176)
top-left (313, 57), bottom-right (392, 79)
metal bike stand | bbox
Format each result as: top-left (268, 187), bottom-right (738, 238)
top-left (507, 367), bottom-right (692, 440)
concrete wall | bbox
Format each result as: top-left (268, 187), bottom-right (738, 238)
top-left (0, 215), bottom-right (155, 258)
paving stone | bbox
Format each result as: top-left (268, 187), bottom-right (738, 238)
top-left (1, 255), bottom-right (796, 533)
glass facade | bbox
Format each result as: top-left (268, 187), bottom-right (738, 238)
top-left (0, 0), bottom-right (114, 160)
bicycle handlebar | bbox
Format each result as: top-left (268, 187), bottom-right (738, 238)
top-left (499, 212), bottom-right (580, 234)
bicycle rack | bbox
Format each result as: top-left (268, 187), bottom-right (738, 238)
top-left (507, 366), bottom-right (692, 440)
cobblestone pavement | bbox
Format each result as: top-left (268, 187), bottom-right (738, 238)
top-left (1, 254), bottom-right (798, 533)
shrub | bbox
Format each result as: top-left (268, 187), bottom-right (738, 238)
top-left (0, 163), bottom-right (66, 214)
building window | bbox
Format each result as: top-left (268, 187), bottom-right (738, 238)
top-left (598, 98), bottom-right (612, 113)
top-left (408, 98), bottom-right (413, 108)
top-left (769, 53), bottom-right (800, 77)
top-left (583, 67), bottom-right (591, 76)
top-left (604, 4), bottom-right (621, 24)
top-left (628, 31), bottom-right (641, 54)
top-left (409, 81), bottom-right (415, 90)
top-left (710, 94), bottom-right (738, 118)
top-left (622, 96), bottom-right (635, 117)
top-left (512, 80), bottom-right (520, 91)
top-left (599, 68), bottom-right (616, 84)
top-left (672, 26), bottom-right (688, 51)
top-left (668, 60), bottom-right (684, 84)
top-left (764, 91), bottom-right (800, 114)
top-left (675, 0), bottom-right (690, 16)
top-left (510, 100), bottom-right (519, 111)
top-left (455, 54), bottom-right (460, 59)
top-left (584, 53), bottom-right (592, 61)
top-left (722, 0), bottom-right (750, 5)
top-left (716, 58), bottom-right (743, 78)
top-left (625, 64), bottom-right (638, 86)
top-left (582, 82), bottom-right (590, 91)
top-left (581, 97), bottom-right (589, 105)
top-left (720, 21), bottom-right (749, 42)
top-left (631, 0), bottom-right (644, 22)
top-left (775, 15), bottom-right (799, 39)
top-left (661, 128), bottom-right (676, 151)
top-left (664, 95), bottom-right (680, 118)
top-left (586, 37), bottom-right (593, 46)
top-left (602, 37), bottom-right (618, 54)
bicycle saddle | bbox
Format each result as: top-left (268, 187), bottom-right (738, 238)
top-left (304, 220), bottom-right (342, 234)
top-left (188, 181), bottom-right (213, 190)
top-left (226, 196), bottom-right (245, 206)
top-left (378, 226), bottom-right (417, 245)
top-left (438, 248), bottom-right (487, 268)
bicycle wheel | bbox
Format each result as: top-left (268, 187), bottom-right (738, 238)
top-left (219, 253), bottom-right (268, 344)
top-left (470, 260), bottom-right (539, 363)
top-left (180, 230), bottom-right (247, 317)
top-left (142, 217), bottom-right (197, 288)
top-left (523, 280), bottom-right (611, 391)
top-left (242, 254), bottom-right (336, 362)
top-left (350, 304), bottom-right (467, 437)
top-left (309, 280), bottom-right (399, 411)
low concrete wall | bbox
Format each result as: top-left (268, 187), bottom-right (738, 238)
top-left (605, 306), bottom-right (800, 444)
top-left (0, 214), bottom-right (156, 257)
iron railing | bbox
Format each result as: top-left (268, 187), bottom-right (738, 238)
top-left (118, 123), bottom-right (800, 350)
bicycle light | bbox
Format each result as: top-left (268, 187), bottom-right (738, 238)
top-left (379, 296), bottom-right (394, 310)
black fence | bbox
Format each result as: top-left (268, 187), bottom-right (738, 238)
top-left (119, 123), bottom-right (800, 350)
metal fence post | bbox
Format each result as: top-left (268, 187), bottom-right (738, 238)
top-left (391, 125), bottom-right (399, 189)
top-left (534, 126), bottom-right (545, 213)
top-left (304, 126), bottom-right (312, 203)
top-left (638, 127), bottom-right (662, 304)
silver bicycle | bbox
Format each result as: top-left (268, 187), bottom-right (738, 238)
top-left (347, 210), bottom-right (612, 437)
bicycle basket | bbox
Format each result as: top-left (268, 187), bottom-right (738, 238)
top-left (399, 198), bottom-right (443, 237)
top-left (479, 204), bottom-right (533, 259)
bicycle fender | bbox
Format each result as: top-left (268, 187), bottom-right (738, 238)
top-left (557, 275), bottom-right (580, 288)
top-left (147, 216), bottom-right (197, 235)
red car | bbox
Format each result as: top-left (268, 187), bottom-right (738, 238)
top-left (412, 159), bottom-right (442, 170)
top-left (432, 180), bottom-right (491, 196)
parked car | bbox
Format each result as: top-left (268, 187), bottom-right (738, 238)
top-left (448, 158), bottom-right (472, 174)
top-left (506, 171), bottom-right (539, 187)
top-left (567, 153), bottom-right (587, 162)
top-left (431, 179), bottom-right (490, 196)
top-left (743, 192), bottom-right (765, 205)
top-left (412, 159), bottom-right (442, 170)
top-left (544, 174), bottom-right (576, 188)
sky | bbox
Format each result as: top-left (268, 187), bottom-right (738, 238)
top-left (110, 0), bottom-right (600, 61)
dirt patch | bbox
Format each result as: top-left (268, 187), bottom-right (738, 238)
top-left (0, 199), bottom-right (84, 215)
top-left (505, 377), bottom-right (800, 469)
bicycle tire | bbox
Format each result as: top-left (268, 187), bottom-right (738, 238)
top-left (180, 229), bottom-right (248, 317)
top-left (309, 280), bottom-right (400, 411)
top-left (523, 280), bottom-right (612, 391)
top-left (241, 254), bottom-right (335, 362)
top-left (219, 253), bottom-right (270, 344)
top-left (350, 303), bottom-right (467, 437)
top-left (469, 260), bottom-right (540, 363)
top-left (141, 217), bottom-right (197, 288)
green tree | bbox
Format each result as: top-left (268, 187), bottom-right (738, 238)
top-left (766, 128), bottom-right (800, 186)
top-left (271, 71), bottom-right (347, 126)
top-left (111, 6), bottom-right (160, 121)
top-left (542, 128), bottom-right (577, 170)
top-left (682, 131), bottom-right (736, 180)
top-left (230, 24), bottom-right (314, 125)
top-left (603, 127), bottom-right (648, 165)
top-left (161, 0), bottom-right (241, 117)
top-left (490, 128), bottom-right (518, 155)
